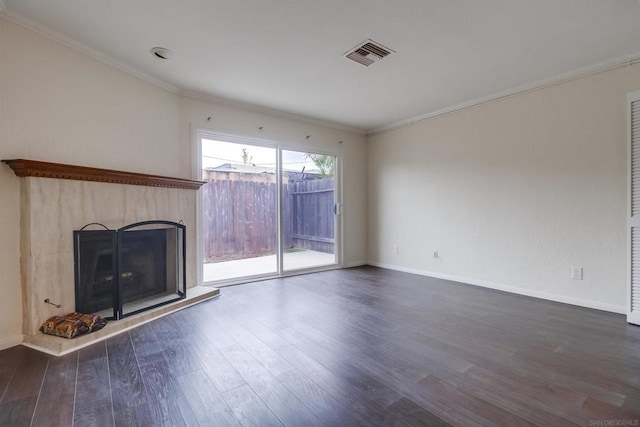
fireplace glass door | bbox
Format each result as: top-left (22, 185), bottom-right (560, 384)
top-left (118, 221), bottom-right (186, 317)
top-left (74, 220), bottom-right (186, 319)
top-left (74, 229), bottom-right (118, 318)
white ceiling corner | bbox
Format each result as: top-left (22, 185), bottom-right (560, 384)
top-left (4, 0), bottom-right (640, 133)
top-left (0, 8), bottom-right (181, 94)
top-left (370, 51), bottom-right (640, 135)
top-left (178, 89), bottom-right (367, 135)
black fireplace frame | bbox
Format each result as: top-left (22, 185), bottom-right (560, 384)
top-left (73, 220), bottom-right (186, 320)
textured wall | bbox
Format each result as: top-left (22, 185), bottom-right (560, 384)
top-left (368, 64), bottom-right (640, 312)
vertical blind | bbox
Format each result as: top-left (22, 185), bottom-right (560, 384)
top-left (629, 96), bottom-right (640, 323)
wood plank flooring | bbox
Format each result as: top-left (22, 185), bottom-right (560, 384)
top-left (1, 266), bottom-right (640, 426)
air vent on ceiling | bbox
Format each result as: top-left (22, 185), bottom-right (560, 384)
top-left (344, 39), bottom-right (394, 67)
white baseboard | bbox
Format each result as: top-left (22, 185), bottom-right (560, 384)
top-left (0, 334), bottom-right (23, 351)
top-left (369, 261), bottom-right (626, 315)
top-left (344, 260), bottom-right (368, 268)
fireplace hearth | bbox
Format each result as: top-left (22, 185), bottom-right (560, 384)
top-left (74, 220), bottom-right (186, 319)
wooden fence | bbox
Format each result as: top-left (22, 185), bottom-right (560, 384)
top-left (284, 178), bottom-right (335, 254)
top-left (202, 170), bottom-right (334, 261)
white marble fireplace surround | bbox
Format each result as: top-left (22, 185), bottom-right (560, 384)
top-left (6, 160), bottom-right (219, 355)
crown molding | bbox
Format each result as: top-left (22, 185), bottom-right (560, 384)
top-left (3, 6), bottom-right (638, 137)
top-left (179, 89), bottom-right (367, 135)
top-left (368, 52), bottom-right (640, 135)
top-left (0, 9), bottom-right (364, 136)
top-left (0, 11), bottom-right (180, 94)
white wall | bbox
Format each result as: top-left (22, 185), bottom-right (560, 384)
top-left (0, 17), bottom-right (368, 348)
top-left (0, 17), bottom-right (181, 348)
top-left (368, 63), bottom-right (640, 312)
top-left (178, 97), bottom-right (368, 268)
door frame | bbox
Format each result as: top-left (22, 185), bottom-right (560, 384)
top-left (193, 127), bottom-right (342, 286)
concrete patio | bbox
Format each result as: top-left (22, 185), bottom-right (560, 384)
top-left (203, 249), bottom-right (336, 282)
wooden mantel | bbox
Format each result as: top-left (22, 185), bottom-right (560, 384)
top-left (2, 159), bottom-right (205, 190)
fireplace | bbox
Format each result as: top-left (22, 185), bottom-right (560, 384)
top-left (74, 220), bottom-right (186, 319)
top-left (1, 159), bottom-right (216, 354)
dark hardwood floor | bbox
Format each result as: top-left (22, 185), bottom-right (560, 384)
top-left (1, 266), bottom-right (639, 426)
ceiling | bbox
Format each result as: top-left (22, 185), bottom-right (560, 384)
top-left (3, 1), bottom-right (640, 133)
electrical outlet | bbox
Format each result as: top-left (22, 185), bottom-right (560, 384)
top-left (393, 246), bottom-right (399, 254)
top-left (571, 266), bottom-right (583, 280)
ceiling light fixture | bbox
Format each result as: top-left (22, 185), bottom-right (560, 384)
top-left (150, 47), bottom-right (172, 60)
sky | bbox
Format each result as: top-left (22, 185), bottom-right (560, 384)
top-left (202, 139), bottom-right (323, 172)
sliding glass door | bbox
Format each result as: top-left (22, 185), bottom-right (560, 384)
top-left (282, 149), bottom-right (337, 271)
top-left (199, 133), bottom-right (339, 284)
top-left (201, 138), bottom-right (278, 282)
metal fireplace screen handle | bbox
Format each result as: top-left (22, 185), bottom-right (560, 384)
top-left (44, 298), bottom-right (62, 308)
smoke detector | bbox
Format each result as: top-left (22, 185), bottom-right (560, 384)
top-left (344, 39), bottom-right (394, 66)
top-left (150, 47), bottom-right (172, 60)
